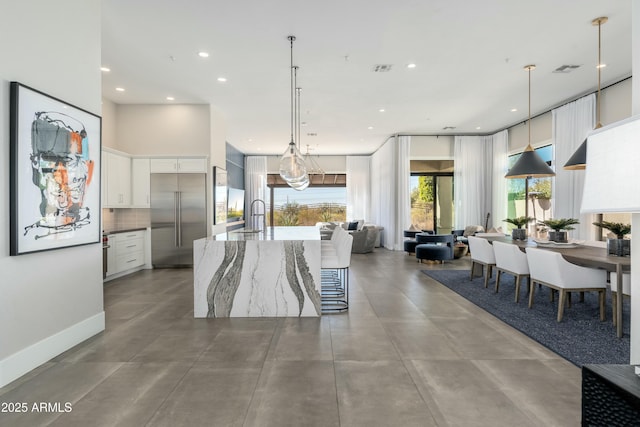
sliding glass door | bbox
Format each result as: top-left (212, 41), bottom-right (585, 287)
top-left (410, 173), bottom-right (453, 234)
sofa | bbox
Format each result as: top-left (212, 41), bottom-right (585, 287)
top-left (351, 226), bottom-right (380, 253)
top-left (317, 220), bottom-right (383, 247)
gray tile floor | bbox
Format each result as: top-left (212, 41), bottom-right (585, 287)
top-left (0, 249), bottom-right (581, 426)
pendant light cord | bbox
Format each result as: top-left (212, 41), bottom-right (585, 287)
top-left (528, 66), bottom-right (531, 148)
top-left (524, 64), bottom-right (535, 150)
top-left (289, 36), bottom-right (295, 145)
top-left (597, 20), bottom-right (602, 127)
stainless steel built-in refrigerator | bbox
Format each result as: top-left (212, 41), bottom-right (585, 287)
top-left (151, 173), bottom-right (206, 267)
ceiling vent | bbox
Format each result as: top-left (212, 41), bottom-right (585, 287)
top-left (553, 64), bottom-right (581, 73)
top-left (372, 64), bottom-right (393, 72)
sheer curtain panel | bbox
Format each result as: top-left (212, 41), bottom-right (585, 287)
top-left (553, 94), bottom-right (596, 240)
top-left (454, 136), bottom-right (493, 230)
top-left (244, 156), bottom-right (268, 229)
top-left (370, 136), bottom-right (411, 250)
top-left (491, 130), bottom-right (509, 229)
top-left (346, 156), bottom-right (371, 221)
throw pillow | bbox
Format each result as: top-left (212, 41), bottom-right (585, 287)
top-left (347, 221), bottom-right (359, 231)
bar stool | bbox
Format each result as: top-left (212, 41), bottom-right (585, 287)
top-left (321, 230), bottom-right (353, 313)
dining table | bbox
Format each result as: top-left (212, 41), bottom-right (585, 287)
top-left (483, 236), bottom-right (631, 338)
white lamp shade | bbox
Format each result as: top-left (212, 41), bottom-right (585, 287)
top-left (581, 115), bottom-right (640, 213)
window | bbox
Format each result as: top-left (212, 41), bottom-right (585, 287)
top-left (506, 145), bottom-right (553, 232)
top-left (267, 174), bottom-right (346, 226)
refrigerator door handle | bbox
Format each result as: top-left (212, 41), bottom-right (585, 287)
top-left (174, 191), bottom-right (179, 247)
top-left (177, 191), bottom-right (182, 247)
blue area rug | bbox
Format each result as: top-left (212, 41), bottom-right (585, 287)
top-left (421, 269), bottom-right (630, 366)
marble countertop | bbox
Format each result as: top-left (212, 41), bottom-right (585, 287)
top-left (208, 226), bottom-right (320, 241)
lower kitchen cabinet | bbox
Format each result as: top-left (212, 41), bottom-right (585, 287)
top-left (105, 230), bottom-right (147, 279)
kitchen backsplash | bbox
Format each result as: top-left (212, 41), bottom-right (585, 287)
top-left (102, 208), bottom-right (151, 233)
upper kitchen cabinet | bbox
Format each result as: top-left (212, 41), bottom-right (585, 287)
top-left (150, 158), bottom-right (207, 173)
top-left (103, 150), bottom-right (131, 207)
top-left (131, 158), bottom-right (151, 207)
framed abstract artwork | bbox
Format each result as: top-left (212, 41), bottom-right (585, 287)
top-left (213, 166), bottom-right (227, 225)
top-left (10, 82), bottom-right (102, 255)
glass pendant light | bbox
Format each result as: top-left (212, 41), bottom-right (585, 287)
top-left (564, 17), bottom-right (607, 170)
top-left (279, 36), bottom-right (307, 185)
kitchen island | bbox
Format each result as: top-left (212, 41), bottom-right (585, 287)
top-left (193, 226), bottom-right (321, 317)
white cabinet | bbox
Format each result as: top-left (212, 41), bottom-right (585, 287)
top-left (115, 230), bottom-right (145, 272)
top-left (103, 151), bottom-right (131, 207)
top-left (105, 230), bottom-right (146, 279)
top-left (131, 158), bottom-right (151, 207)
top-left (150, 157), bottom-right (207, 173)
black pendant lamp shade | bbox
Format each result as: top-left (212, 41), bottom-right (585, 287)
top-left (564, 17), bottom-right (607, 171)
top-left (505, 64), bottom-right (556, 179)
top-left (563, 139), bottom-right (587, 170)
top-left (505, 145), bottom-right (556, 178)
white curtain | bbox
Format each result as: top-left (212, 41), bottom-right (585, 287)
top-left (395, 136), bottom-right (411, 249)
top-left (491, 130), bottom-right (509, 229)
top-left (370, 136), bottom-right (411, 250)
top-left (454, 136), bottom-right (493, 230)
top-left (244, 156), bottom-right (267, 230)
top-left (552, 94), bottom-right (596, 240)
top-left (346, 156), bottom-right (371, 221)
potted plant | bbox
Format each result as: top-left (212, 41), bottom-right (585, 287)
top-left (593, 221), bottom-right (631, 256)
top-left (503, 216), bottom-right (533, 240)
top-left (539, 218), bottom-right (580, 243)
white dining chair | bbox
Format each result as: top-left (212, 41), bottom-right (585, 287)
top-left (609, 272), bottom-right (631, 326)
top-left (492, 240), bottom-right (529, 303)
top-left (526, 247), bottom-right (607, 322)
top-left (467, 236), bottom-right (496, 288)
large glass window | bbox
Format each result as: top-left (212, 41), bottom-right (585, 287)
top-left (506, 145), bottom-right (553, 234)
top-left (267, 174), bottom-right (346, 226)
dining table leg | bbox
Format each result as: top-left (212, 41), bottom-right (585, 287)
top-left (616, 263), bottom-right (623, 338)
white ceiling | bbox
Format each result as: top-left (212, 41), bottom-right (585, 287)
top-left (101, 0), bottom-right (632, 156)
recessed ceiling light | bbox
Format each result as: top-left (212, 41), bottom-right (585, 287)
top-left (301, 122), bottom-right (308, 127)
top-left (115, 87), bottom-right (125, 92)
top-left (198, 51), bottom-right (209, 58)
top-left (217, 77), bottom-right (227, 82)
top-left (476, 126), bottom-right (481, 130)
top-left (597, 63), bottom-right (607, 69)
top-left (511, 108), bottom-right (518, 112)
top-left (367, 126), bottom-right (374, 130)
top-left (379, 109), bottom-right (385, 113)
top-left (407, 63), bottom-right (417, 69)
top-left (100, 66), bottom-right (111, 72)
top-left (166, 96), bottom-right (175, 101)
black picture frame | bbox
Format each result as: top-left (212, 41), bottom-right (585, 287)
top-left (213, 166), bottom-right (227, 225)
top-left (10, 82), bottom-right (102, 255)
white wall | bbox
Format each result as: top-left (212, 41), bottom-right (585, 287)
top-left (409, 135), bottom-right (454, 158)
top-left (102, 98), bottom-right (117, 149)
top-left (630, 2), bottom-right (640, 366)
top-left (0, 0), bottom-right (104, 387)
top-left (115, 104), bottom-right (211, 156)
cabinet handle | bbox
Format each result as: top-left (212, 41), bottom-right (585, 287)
top-left (126, 244), bottom-right (136, 248)
top-left (126, 258), bottom-right (137, 263)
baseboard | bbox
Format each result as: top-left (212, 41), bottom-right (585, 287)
top-left (0, 312), bottom-right (105, 388)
